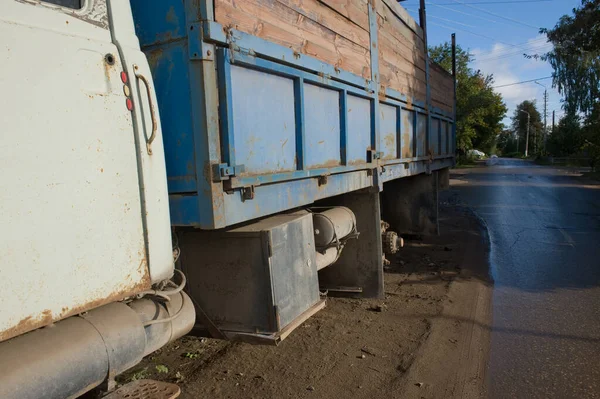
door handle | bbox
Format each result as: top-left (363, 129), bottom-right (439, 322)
top-left (133, 65), bottom-right (157, 155)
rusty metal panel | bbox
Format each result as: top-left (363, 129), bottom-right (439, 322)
top-left (0, 0), bottom-right (156, 342)
top-left (431, 118), bottom-right (440, 156)
top-left (401, 108), bottom-right (414, 159)
top-left (380, 103), bottom-right (398, 160)
top-left (230, 65), bottom-right (297, 174)
top-left (346, 95), bottom-right (371, 165)
top-left (416, 113), bottom-right (427, 157)
top-left (441, 120), bottom-right (448, 155)
top-left (303, 83), bottom-right (342, 169)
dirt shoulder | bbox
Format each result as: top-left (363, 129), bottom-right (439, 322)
top-left (117, 190), bottom-right (492, 399)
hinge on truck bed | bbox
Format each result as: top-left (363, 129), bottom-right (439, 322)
top-left (367, 149), bottom-right (383, 163)
top-left (241, 185), bottom-right (255, 201)
top-left (188, 23), bottom-right (214, 61)
top-left (212, 163), bottom-right (245, 182)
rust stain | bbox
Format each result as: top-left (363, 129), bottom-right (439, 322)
top-left (384, 133), bottom-right (395, 152)
top-left (0, 269), bottom-right (150, 343)
top-left (310, 159), bottom-right (340, 169)
top-left (348, 159), bottom-right (368, 166)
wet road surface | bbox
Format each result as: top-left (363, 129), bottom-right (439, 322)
top-left (453, 158), bottom-right (600, 398)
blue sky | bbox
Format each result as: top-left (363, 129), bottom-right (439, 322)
top-left (400, 0), bottom-right (581, 126)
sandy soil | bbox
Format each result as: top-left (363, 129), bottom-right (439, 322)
top-left (116, 191), bottom-right (492, 399)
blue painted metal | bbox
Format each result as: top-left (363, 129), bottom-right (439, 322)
top-left (303, 83), bottom-right (342, 169)
top-left (346, 95), bottom-right (372, 165)
top-left (416, 113), bottom-right (427, 157)
top-left (400, 108), bottom-right (415, 159)
top-left (396, 106), bottom-right (402, 160)
top-left (229, 65), bottom-right (297, 175)
top-left (431, 118), bottom-right (440, 156)
top-left (340, 90), bottom-right (348, 165)
top-left (367, 0), bottom-right (382, 191)
top-left (294, 78), bottom-right (306, 170)
top-left (380, 157), bottom-right (454, 183)
top-left (132, 0), bottom-right (456, 228)
top-left (202, 22), bottom-right (372, 92)
top-left (216, 49), bottom-right (236, 167)
top-left (379, 103), bottom-right (398, 160)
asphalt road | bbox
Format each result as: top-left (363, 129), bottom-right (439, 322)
top-left (453, 158), bottom-right (600, 399)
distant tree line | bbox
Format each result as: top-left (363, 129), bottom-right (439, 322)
top-left (531, 0), bottom-right (600, 167)
top-left (429, 43), bottom-right (507, 158)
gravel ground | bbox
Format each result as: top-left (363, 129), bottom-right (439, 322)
top-left (114, 190), bottom-right (492, 399)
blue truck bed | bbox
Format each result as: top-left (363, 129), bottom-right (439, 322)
top-left (130, 0), bottom-right (456, 229)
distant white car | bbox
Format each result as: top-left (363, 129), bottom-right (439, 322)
top-left (468, 149), bottom-right (486, 159)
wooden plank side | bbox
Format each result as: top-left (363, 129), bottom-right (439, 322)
top-left (377, 23), bottom-right (426, 70)
top-left (379, 34), bottom-right (426, 83)
top-left (380, 60), bottom-right (427, 100)
top-left (318, 0), bottom-right (370, 31)
top-left (380, 0), bottom-right (422, 37)
top-left (215, 0), bottom-right (371, 78)
top-left (276, 0), bottom-right (370, 49)
top-left (376, 0), bottom-right (425, 54)
top-left (430, 62), bottom-right (455, 111)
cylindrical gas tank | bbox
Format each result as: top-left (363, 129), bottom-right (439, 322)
top-left (312, 207), bottom-right (356, 247)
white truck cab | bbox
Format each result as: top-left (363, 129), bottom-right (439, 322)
top-left (0, 2), bottom-right (193, 398)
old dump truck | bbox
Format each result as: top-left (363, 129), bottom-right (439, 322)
top-left (0, 0), bottom-right (455, 397)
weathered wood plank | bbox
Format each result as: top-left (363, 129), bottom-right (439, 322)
top-left (215, 0), bottom-right (371, 78)
top-left (379, 35), bottom-right (426, 82)
top-left (275, 0), bottom-right (370, 49)
top-left (318, 0), bottom-right (370, 31)
top-left (380, 0), bottom-right (422, 37)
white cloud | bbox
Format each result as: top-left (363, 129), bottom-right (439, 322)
top-left (470, 36), bottom-right (554, 126)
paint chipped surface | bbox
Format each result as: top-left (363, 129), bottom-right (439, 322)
top-left (0, 6), bottom-right (153, 342)
top-left (15, 0), bottom-right (109, 29)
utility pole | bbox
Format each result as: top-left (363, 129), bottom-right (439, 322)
top-left (552, 110), bottom-right (555, 134)
top-left (535, 81), bottom-right (548, 154)
top-left (520, 109), bottom-right (531, 157)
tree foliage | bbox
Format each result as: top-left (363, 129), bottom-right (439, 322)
top-left (539, 0), bottom-right (600, 166)
top-left (430, 43), bottom-right (507, 155)
top-left (541, 0), bottom-right (600, 116)
top-left (510, 100), bottom-right (544, 155)
top-left (547, 112), bottom-right (582, 156)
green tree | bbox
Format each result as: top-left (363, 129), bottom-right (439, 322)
top-left (430, 43), bottom-right (507, 155)
top-left (540, 0), bottom-right (599, 166)
top-left (547, 112), bottom-right (582, 156)
top-left (541, 0), bottom-right (600, 116)
top-left (511, 100), bottom-right (543, 156)
top-left (497, 129), bottom-right (518, 155)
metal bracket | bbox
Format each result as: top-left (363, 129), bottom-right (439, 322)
top-left (189, 23), bottom-right (214, 61)
top-left (317, 175), bottom-right (329, 186)
top-left (241, 185), bottom-right (255, 201)
top-left (213, 163), bottom-right (245, 181)
top-left (367, 149), bottom-right (382, 163)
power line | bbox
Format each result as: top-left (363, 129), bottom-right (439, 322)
top-left (429, 21), bottom-right (524, 48)
top-left (474, 37), bottom-right (548, 56)
top-left (421, 0), bottom-right (554, 4)
top-left (493, 76), bottom-right (552, 88)
top-left (426, 14), bottom-right (479, 27)
top-left (476, 44), bottom-right (552, 61)
top-left (447, 0), bottom-right (541, 29)
top-left (427, 3), bottom-right (501, 24)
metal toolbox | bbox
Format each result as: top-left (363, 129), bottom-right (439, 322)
top-left (179, 211), bottom-right (324, 343)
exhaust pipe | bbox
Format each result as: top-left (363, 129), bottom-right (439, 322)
top-left (312, 207), bottom-right (358, 270)
top-left (0, 291), bottom-right (195, 399)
